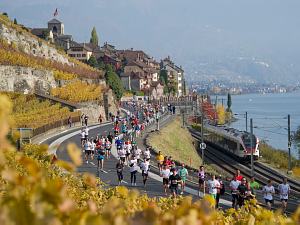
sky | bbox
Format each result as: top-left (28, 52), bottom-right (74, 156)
top-left (1, 0), bottom-right (300, 74)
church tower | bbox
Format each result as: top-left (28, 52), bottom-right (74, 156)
top-left (48, 18), bottom-right (64, 36)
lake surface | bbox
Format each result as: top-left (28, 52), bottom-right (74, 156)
top-left (217, 92), bottom-right (300, 158)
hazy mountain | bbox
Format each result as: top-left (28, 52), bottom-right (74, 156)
top-left (1, 0), bottom-right (300, 85)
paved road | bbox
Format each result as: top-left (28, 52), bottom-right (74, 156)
top-left (52, 123), bottom-right (185, 198)
top-left (40, 116), bottom-right (298, 213)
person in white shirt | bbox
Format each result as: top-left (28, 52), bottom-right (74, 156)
top-left (143, 147), bottom-right (151, 160)
top-left (229, 175), bottom-right (241, 209)
top-left (117, 146), bottom-right (126, 164)
top-left (84, 127), bottom-right (89, 139)
top-left (278, 177), bottom-right (290, 213)
top-left (134, 146), bottom-right (142, 163)
top-left (80, 130), bottom-right (86, 147)
top-left (90, 139), bottom-right (96, 160)
top-left (129, 156), bottom-right (138, 186)
top-left (140, 159), bottom-right (150, 187)
top-left (207, 174), bottom-right (220, 207)
top-left (84, 139), bottom-right (92, 163)
top-left (263, 179), bottom-right (275, 210)
top-left (161, 165), bottom-right (171, 194)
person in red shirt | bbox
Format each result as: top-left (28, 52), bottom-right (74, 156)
top-left (235, 169), bottom-right (243, 181)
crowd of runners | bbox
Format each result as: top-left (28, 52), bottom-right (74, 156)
top-left (77, 101), bottom-right (291, 214)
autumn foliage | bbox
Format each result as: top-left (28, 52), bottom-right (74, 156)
top-left (0, 93), bottom-right (298, 224)
top-left (50, 81), bottom-right (104, 103)
top-left (2, 92), bottom-right (79, 129)
top-left (0, 38), bottom-right (102, 79)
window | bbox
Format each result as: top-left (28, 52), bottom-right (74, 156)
top-left (77, 54), bottom-right (81, 57)
top-left (82, 54), bottom-right (86, 57)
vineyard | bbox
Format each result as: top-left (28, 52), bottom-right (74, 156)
top-left (0, 94), bottom-right (299, 224)
top-left (2, 92), bottom-right (79, 128)
top-left (51, 81), bottom-right (104, 103)
top-left (0, 38), bottom-right (102, 79)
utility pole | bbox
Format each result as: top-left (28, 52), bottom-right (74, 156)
top-left (250, 118), bottom-right (254, 176)
top-left (288, 114), bottom-right (291, 172)
top-left (201, 112), bottom-right (204, 164)
top-left (246, 112), bottom-right (248, 132)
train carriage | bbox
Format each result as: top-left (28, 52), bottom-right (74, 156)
top-left (203, 125), bottom-right (259, 160)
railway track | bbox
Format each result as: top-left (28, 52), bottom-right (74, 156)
top-left (190, 129), bottom-right (300, 198)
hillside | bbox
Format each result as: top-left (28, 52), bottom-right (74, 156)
top-left (0, 14), bottom-right (105, 95)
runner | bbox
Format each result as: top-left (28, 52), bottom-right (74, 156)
top-left (96, 143), bottom-right (105, 171)
top-left (235, 169), bottom-right (243, 182)
top-left (179, 163), bottom-right (188, 194)
top-left (129, 156), bottom-right (138, 186)
top-left (134, 145), bottom-right (142, 164)
top-left (198, 165), bottom-right (206, 197)
top-left (84, 126), bottom-right (89, 140)
top-left (207, 174), bottom-right (220, 207)
top-left (140, 158), bottom-right (150, 187)
top-left (84, 114), bottom-right (89, 126)
top-left (229, 175), bottom-right (240, 209)
top-left (263, 179), bottom-right (275, 210)
top-left (156, 151), bottom-right (164, 172)
top-left (249, 176), bottom-right (260, 197)
top-left (237, 177), bottom-right (249, 208)
top-left (116, 159), bottom-right (124, 185)
top-left (121, 123), bottom-right (128, 135)
top-left (107, 132), bottom-right (113, 144)
top-left (216, 175), bottom-right (225, 209)
top-left (90, 138), bottom-right (96, 160)
top-left (161, 165), bottom-right (171, 195)
top-left (143, 147), bottom-right (151, 160)
top-left (114, 125), bottom-right (120, 137)
top-left (84, 139), bottom-right (92, 164)
top-left (80, 129), bottom-right (86, 147)
top-left (278, 177), bottom-right (290, 213)
top-left (169, 168), bottom-right (182, 198)
top-left (105, 138), bottom-right (112, 159)
top-left (117, 145), bottom-right (126, 164)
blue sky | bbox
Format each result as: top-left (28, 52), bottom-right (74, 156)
top-left (1, 0), bottom-right (300, 68)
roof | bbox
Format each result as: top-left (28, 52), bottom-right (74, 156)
top-left (48, 18), bottom-right (62, 24)
top-left (56, 34), bottom-right (72, 40)
top-left (69, 41), bottom-right (93, 52)
top-left (117, 50), bottom-right (150, 63)
top-left (31, 28), bottom-right (49, 36)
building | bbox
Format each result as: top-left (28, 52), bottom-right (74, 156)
top-left (31, 18), bottom-right (73, 51)
top-left (160, 56), bottom-right (185, 97)
top-left (67, 42), bottom-right (93, 62)
top-left (48, 18), bottom-right (64, 36)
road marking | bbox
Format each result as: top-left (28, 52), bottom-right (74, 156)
top-left (102, 170), bottom-right (108, 174)
top-left (122, 180), bottom-right (128, 184)
top-left (90, 162), bottom-right (95, 166)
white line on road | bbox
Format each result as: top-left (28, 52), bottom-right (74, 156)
top-left (90, 162), bottom-right (95, 166)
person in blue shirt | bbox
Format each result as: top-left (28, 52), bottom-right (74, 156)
top-left (115, 138), bottom-right (123, 148)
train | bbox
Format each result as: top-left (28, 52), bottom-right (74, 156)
top-left (202, 124), bottom-right (260, 161)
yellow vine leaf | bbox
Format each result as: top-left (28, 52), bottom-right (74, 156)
top-left (67, 143), bottom-right (82, 167)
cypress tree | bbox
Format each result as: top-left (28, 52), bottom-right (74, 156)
top-left (227, 93), bottom-right (232, 112)
top-left (90, 27), bottom-right (99, 46)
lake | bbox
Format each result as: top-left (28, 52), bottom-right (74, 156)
top-left (216, 92), bottom-right (300, 158)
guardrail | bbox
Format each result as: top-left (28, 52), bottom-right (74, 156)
top-left (32, 115), bottom-right (81, 137)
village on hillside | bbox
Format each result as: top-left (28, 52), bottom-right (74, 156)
top-left (30, 17), bottom-right (188, 100)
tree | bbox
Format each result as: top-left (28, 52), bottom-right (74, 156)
top-left (159, 70), bottom-right (168, 85)
top-left (90, 27), bottom-right (99, 46)
top-left (105, 65), bottom-right (124, 100)
top-left (87, 55), bottom-right (98, 68)
top-left (226, 93), bottom-right (232, 112)
top-left (216, 104), bottom-right (226, 125)
top-left (13, 18), bottom-right (17, 24)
